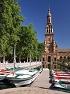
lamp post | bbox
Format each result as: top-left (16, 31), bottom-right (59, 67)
top-left (30, 52), bottom-right (31, 65)
top-left (36, 56), bottom-right (37, 65)
top-left (13, 44), bottom-right (16, 70)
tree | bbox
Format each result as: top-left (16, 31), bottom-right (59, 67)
top-left (0, 0), bottom-right (24, 63)
top-left (37, 43), bottom-right (45, 61)
top-left (16, 23), bottom-right (38, 62)
top-left (0, 0), bottom-right (13, 63)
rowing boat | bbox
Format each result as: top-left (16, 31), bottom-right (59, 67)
top-left (6, 68), bottom-right (40, 87)
top-left (54, 80), bottom-right (70, 91)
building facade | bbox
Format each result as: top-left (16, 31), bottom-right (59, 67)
top-left (42, 8), bottom-right (70, 69)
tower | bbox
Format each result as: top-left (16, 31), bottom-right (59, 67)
top-left (45, 8), bottom-right (54, 53)
top-left (42, 8), bottom-right (58, 69)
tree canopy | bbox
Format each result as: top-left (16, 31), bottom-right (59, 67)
top-left (0, 0), bottom-right (44, 63)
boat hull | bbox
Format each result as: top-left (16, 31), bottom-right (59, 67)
top-left (11, 78), bottom-right (32, 87)
top-left (6, 71), bottom-right (39, 87)
top-left (54, 81), bottom-right (70, 91)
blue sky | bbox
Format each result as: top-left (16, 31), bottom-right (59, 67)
top-left (18, 0), bottom-right (70, 48)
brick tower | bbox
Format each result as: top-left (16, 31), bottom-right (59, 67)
top-left (42, 8), bottom-right (58, 69)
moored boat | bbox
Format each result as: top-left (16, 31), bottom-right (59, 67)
top-left (54, 80), bottom-right (70, 91)
top-left (0, 74), bottom-right (6, 80)
top-left (51, 70), bottom-right (70, 83)
top-left (0, 69), bottom-right (11, 80)
top-left (6, 68), bottom-right (40, 87)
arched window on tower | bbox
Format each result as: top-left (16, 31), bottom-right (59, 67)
top-left (47, 29), bottom-right (48, 33)
top-left (43, 58), bottom-right (45, 61)
top-left (48, 19), bottom-right (50, 23)
top-left (48, 56), bottom-right (51, 62)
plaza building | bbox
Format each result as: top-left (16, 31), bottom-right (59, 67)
top-left (42, 8), bottom-right (70, 69)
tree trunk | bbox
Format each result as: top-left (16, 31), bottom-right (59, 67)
top-left (3, 55), bottom-right (5, 64)
top-left (19, 56), bottom-right (21, 63)
top-left (27, 57), bottom-right (28, 63)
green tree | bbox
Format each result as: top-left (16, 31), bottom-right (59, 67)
top-left (16, 23), bottom-right (38, 62)
top-left (0, 0), bottom-right (12, 63)
top-left (37, 42), bottom-right (45, 61)
top-left (0, 0), bottom-right (24, 63)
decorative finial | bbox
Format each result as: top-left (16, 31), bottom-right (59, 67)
top-left (48, 5), bottom-right (51, 16)
top-left (49, 4), bottom-right (50, 10)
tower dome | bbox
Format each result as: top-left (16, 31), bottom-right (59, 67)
top-left (47, 8), bottom-right (51, 16)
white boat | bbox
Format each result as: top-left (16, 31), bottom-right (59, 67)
top-left (0, 74), bottom-right (6, 80)
top-left (52, 76), bottom-right (70, 83)
top-left (54, 80), bottom-right (70, 92)
top-left (7, 74), bottom-right (32, 87)
top-left (0, 69), bottom-right (11, 80)
top-left (51, 70), bottom-right (70, 83)
top-left (6, 68), bottom-right (39, 87)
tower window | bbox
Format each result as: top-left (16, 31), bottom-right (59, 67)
top-left (54, 58), bottom-right (56, 61)
top-left (51, 29), bottom-right (52, 32)
top-left (43, 58), bottom-right (44, 61)
top-left (48, 56), bottom-right (51, 62)
top-left (48, 19), bottom-right (50, 23)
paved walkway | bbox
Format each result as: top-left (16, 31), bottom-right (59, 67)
top-left (31, 68), bottom-right (51, 88)
top-left (0, 68), bottom-right (69, 94)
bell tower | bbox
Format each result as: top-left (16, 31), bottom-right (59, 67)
top-left (42, 8), bottom-right (58, 69)
top-left (45, 8), bottom-right (54, 53)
